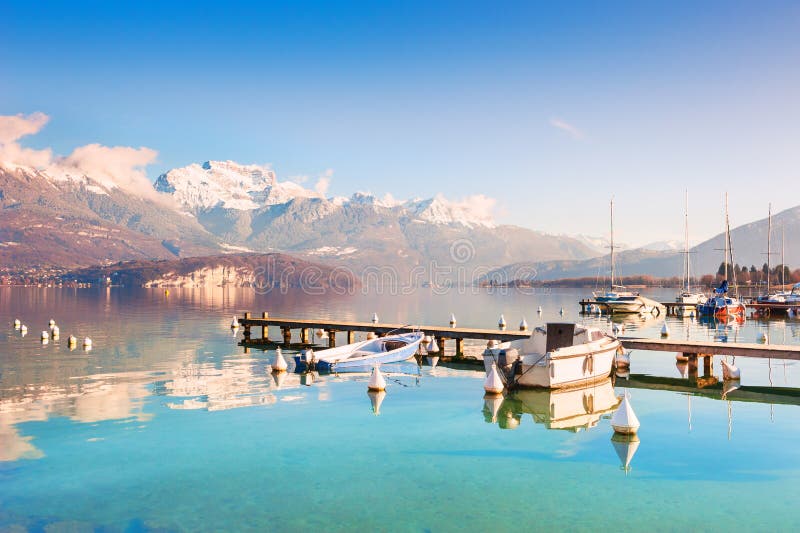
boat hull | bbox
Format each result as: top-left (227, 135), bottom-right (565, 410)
top-left (318, 333), bottom-right (424, 371)
top-left (516, 340), bottom-right (620, 389)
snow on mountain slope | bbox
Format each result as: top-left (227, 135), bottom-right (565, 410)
top-left (154, 160), bottom-right (321, 211)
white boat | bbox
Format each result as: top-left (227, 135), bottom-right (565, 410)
top-left (485, 323), bottom-right (621, 389)
top-left (675, 191), bottom-right (706, 316)
top-left (316, 332), bottom-right (424, 372)
top-left (591, 199), bottom-right (639, 303)
top-left (605, 295), bottom-right (665, 315)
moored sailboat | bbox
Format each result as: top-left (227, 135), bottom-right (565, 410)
top-left (675, 191), bottom-right (706, 316)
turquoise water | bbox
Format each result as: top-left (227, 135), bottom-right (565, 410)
top-left (2, 287), bottom-right (800, 531)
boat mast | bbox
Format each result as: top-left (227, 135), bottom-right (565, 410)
top-left (782, 227), bottom-right (786, 288)
top-left (767, 203), bottom-right (772, 296)
top-left (684, 190), bottom-right (690, 293)
top-left (723, 193), bottom-right (729, 282)
top-left (725, 193), bottom-right (738, 296)
top-left (610, 198), bottom-right (615, 289)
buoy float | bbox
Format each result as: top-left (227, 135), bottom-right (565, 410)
top-left (449, 313), bottom-right (457, 328)
top-left (498, 314), bottom-right (506, 330)
top-left (368, 389), bottom-right (386, 415)
top-left (368, 365), bottom-right (387, 391)
top-left (272, 347), bottom-right (288, 372)
top-left (165, 289), bottom-right (170, 296)
top-left (757, 330), bottom-right (769, 344)
top-left (483, 362), bottom-right (505, 395)
top-left (83, 337), bottom-right (92, 347)
top-left (41, 330), bottom-right (49, 341)
top-left (49, 319), bottom-right (55, 327)
top-left (427, 337), bottom-right (439, 354)
top-left (371, 312), bottom-right (379, 324)
top-left (611, 393), bottom-right (640, 435)
top-left (537, 306), bottom-right (543, 314)
top-left (68, 335), bottom-right (77, 345)
top-left (519, 317), bottom-right (528, 331)
top-left (230, 316), bottom-right (239, 328)
top-left (559, 307), bottom-right (565, 315)
top-left (51, 326), bottom-right (60, 339)
top-left (720, 359), bottom-right (740, 380)
top-left (661, 323), bottom-right (670, 337)
top-left (14, 319), bottom-right (21, 329)
top-left (20, 325), bottom-right (28, 335)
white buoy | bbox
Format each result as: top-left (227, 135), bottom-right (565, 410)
top-left (51, 326), bottom-right (60, 338)
top-left (498, 314), bottom-right (506, 330)
top-left (272, 370), bottom-right (287, 388)
top-left (83, 337), bottom-right (92, 347)
top-left (368, 389), bottom-right (386, 415)
top-left (722, 379), bottom-right (740, 399)
top-left (272, 347), bottom-right (288, 372)
top-left (49, 319), bottom-right (55, 327)
top-left (427, 337), bottom-right (439, 354)
top-left (449, 313), bottom-right (457, 328)
top-left (368, 365), bottom-right (387, 391)
top-left (611, 393), bottom-right (640, 435)
top-left (371, 312), bottom-right (379, 324)
top-left (426, 355), bottom-right (439, 369)
top-left (68, 335), bottom-right (77, 345)
top-left (41, 330), bottom-right (49, 341)
top-left (559, 307), bottom-right (565, 316)
top-left (416, 341), bottom-right (427, 356)
top-left (661, 323), bottom-right (670, 338)
top-left (14, 318), bottom-right (21, 329)
top-left (721, 359), bottom-right (740, 380)
top-left (537, 306), bottom-right (543, 314)
top-left (519, 317), bottom-right (528, 331)
top-left (230, 315), bottom-right (239, 329)
top-left (757, 330), bottom-right (769, 344)
top-left (20, 324), bottom-right (28, 335)
top-left (366, 331), bottom-right (377, 340)
top-left (484, 363), bottom-right (505, 395)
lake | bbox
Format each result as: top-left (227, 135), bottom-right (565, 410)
top-left (2, 286), bottom-right (800, 531)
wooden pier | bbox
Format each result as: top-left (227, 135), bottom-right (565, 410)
top-left (237, 312), bottom-right (530, 356)
top-left (237, 312), bottom-right (800, 362)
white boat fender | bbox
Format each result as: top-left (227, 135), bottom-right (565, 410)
top-left (537, 306), bottom-right (543, 314)
top-left (49, 319), bottom-right (56, 327)
top-left (41, 331), bottom-right (49, 340)
top-left (83, 337), bottom-right (93, 347)
top-left (273, 347), bottom-right (288, 372)
top-left (484, 362), bottom-right (505, 395)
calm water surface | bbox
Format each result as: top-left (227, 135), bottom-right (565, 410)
top-left (2, 287), bottom-right (800, 531)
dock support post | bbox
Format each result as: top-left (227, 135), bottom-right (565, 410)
top-left (687, 354), bottom-right (698, 384)
top-left (455, 338), bottom-right (464, 357)
top-left (437, 337), bottom-right (446, 355)
top-left (300, 328), bottom-right (309, 344)
top-left (702, 355), bottom-right (713, 377)
top-left (328, 331), bottom-right (336, 348)
top-left (261, 311), bottom-right (268, 340)
top-left (282, 327), bottom-right (291, 346)
top-left (243, 312), bottom-right (251, 342)
top-left (347, 331), bottom-right (355, 344)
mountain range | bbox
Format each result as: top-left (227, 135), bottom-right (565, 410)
top-left (1, 158), bottom-right (797, 283)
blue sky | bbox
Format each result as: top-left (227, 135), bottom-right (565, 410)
top-left (2, 0), bottom-right (799, 245)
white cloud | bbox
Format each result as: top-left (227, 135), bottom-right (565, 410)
top-left (0, 111), bottom-right (171, 204)
top-left (314, 168), bottom-right (333, 196)
top-left (549, 117), bottom-right (584, 140)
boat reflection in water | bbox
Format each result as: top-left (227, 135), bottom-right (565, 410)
top-left (490, 379), bottom-right (620, 432)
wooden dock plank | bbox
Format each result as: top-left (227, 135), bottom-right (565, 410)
top-left (620, 337), bottom-right (800, 360)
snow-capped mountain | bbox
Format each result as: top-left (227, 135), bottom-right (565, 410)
top-left (154, 160), bottom-right (321, 211)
